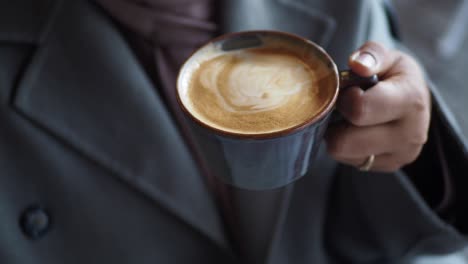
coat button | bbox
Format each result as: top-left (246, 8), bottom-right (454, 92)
top-left (20, 205), bottom-right (51, 240)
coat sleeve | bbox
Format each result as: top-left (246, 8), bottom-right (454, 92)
top-left (366, 0), bottom-right (468, 233)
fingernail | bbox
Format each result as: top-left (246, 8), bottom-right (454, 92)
top-left (351, 51), bottom-right (377, 69)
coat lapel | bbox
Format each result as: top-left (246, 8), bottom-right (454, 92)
top-left (12, 0), bottom-right (229, 250)
top-left (10, 0), bottom-right (339, 257)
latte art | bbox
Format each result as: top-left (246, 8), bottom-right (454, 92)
top-left (198, 52), bottom-right (314, 113)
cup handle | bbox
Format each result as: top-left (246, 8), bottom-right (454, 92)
top-left (328, 71), bottom-right (379, 124)
top-left (339, 70), bottom-right (379, 90)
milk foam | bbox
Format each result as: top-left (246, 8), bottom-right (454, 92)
top-left (198, 52), bottom-right (314, 113)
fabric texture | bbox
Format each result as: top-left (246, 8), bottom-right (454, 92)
top-left (0, 0), bottom-right (467, 263)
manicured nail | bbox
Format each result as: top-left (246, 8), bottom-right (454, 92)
top-left (351, 51), bottom-right (377, 69)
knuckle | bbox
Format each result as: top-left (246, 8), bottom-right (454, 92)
top-left (396, 51), bottom-right (411, 63)
top-left (399, 60), bottom-right (429, 114)
top-left (412, 99), bottom-right (426, 114)
top-left (410, 90), bottom-right (428, 113)
top-left (393, 51), bottom-right (417, 72)
top-left (391, 51), bottom-right (406, 68)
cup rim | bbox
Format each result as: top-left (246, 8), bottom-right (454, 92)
top-left (176, 30), bottom-right (340, 140)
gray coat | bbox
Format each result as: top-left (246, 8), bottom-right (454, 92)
top-left (1, 0), bottom-right (466, 263)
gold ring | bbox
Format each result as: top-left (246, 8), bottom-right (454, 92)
top-left (359, 154), bottom-right (375, 171)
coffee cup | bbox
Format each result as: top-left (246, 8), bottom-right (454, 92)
top-left (177, 31), bottom-right (377, 190)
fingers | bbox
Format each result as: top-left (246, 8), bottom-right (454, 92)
top-left (338, 42), bottom-right (430, 127)
top-left (326, 41), bottom-right (431, 172)
top-left (326, 121), bottom-right (426, 160)
top-left (326, 121), bottom-right (426, 171)
top-left (337, 81), bottom-right (407, 126)
top-left (326, 123), bottom-right (397, 159)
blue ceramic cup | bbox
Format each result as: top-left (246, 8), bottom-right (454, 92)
top-left (177, 31), bottom-right (377, 190)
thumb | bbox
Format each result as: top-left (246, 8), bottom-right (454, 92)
top-left (348, 41), bottom-right (398, 77)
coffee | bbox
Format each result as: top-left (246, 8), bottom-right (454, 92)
top-left (178, 36), bottom-right (336, 135)
top-left (176, 31), bottom-right (377, 189)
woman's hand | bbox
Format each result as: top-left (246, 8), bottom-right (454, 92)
top-left (325, 42), bottom-right (431, 172)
